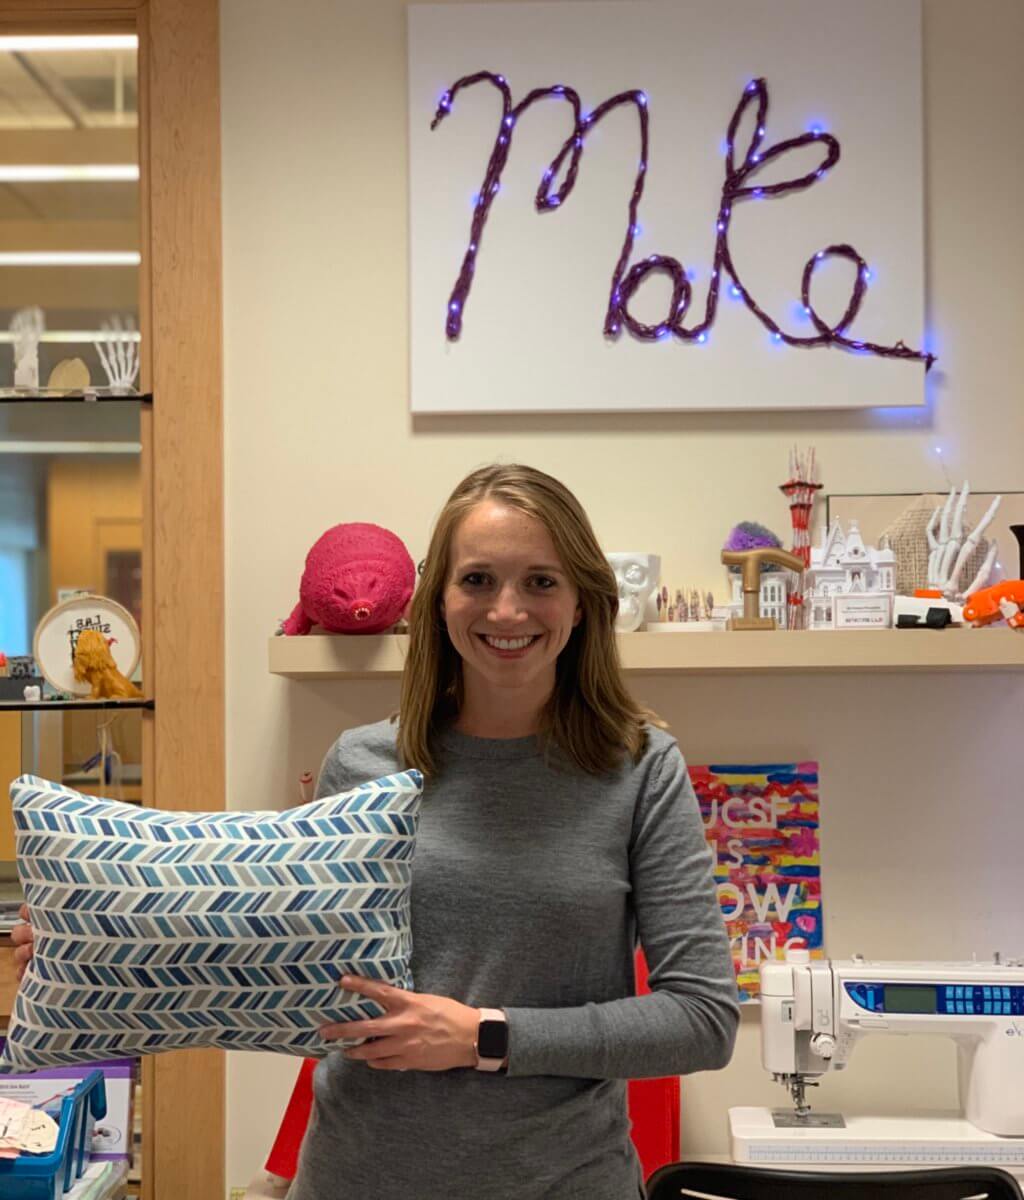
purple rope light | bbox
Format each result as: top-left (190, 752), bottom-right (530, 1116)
top-left (429, 74), bottom-right (935, 370)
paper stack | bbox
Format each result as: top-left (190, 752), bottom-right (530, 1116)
top-left (0, 1096), bottom-right (59, 1158)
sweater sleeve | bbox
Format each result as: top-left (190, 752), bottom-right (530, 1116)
top-left (314, 732), bottom-right (354, 800)
top-left (503, 745), bottom-right (740, 1080)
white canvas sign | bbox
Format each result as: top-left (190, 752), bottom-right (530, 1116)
top-left (408, 0), bottom-right (925, 413)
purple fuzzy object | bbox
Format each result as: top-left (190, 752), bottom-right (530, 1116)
top-left (724, 521), bottom-right (784, 572)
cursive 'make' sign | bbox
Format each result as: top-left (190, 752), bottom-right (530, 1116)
top-left (409, 0), bottom-right (925, 414)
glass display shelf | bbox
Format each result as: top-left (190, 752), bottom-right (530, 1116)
top-left (0, 389), bottom-right (151, 404)
top-left (0, 698), bottom-right (154, 713)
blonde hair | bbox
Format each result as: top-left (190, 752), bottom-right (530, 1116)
top-left (396, 464), bottom-right (663, 777)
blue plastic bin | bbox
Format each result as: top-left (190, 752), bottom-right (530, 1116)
top-left (0, 1069), bottom-right (107, 1200)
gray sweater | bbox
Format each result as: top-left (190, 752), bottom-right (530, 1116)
top-left (288, 719), bottom-right (738, 1200)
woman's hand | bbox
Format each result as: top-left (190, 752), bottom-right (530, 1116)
top-left (11, 904), bottom-right (34, 981)
top-left (319, 974), bottom-right (481, 1072)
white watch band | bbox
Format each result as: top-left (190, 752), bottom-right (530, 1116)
top-left (474, 1007), bottom-right (507, 1072)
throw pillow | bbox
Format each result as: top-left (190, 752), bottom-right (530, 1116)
top-left (1, 770), bottom-right (422, 1072)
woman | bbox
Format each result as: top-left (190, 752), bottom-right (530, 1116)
top-left (14, 463), bottom-right (739, 1199)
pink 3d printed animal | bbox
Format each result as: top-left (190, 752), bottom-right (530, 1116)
top-left (281, 523), bottom-right (416, 636)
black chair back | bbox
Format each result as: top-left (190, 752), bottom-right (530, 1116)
top-left (646, 1162), bottom-right (1024, 1200)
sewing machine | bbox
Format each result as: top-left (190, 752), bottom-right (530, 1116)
top-left (729, 949), bottom-right (1024, 1175)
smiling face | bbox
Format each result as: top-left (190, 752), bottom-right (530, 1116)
top-left (442, 499), bottom-right (582, 715)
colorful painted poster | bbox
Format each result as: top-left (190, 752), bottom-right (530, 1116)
top-left (691, 761), bottom-right (823, 1003)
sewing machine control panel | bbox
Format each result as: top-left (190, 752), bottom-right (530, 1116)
top-left (845, 981), bottom-right (1024, 1016)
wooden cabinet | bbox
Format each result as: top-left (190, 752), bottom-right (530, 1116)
top-left (0, 3), bottom-right (225, 1194)
top-left (0, 714), bottom-right (19, 862)
top-left (0, 941), bottom-right (17, 1022)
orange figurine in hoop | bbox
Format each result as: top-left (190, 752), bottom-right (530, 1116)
top-left (72, 628), bottom-right (143, 698)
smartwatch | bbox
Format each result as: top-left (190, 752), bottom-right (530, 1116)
top-left (474, 1007), bottom-right (508, 1072)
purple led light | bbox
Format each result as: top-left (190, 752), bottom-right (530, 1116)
top-left (430, 72), bottom-right (934, 368)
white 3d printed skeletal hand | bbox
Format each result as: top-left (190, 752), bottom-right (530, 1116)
top-left (11, 306), bottom-right (44, 387)
top-left (607, 553), bottom-right (661, 632)
top-left (926, 482), bottom-right (1001, 601)
top-left (96, 315), bottom-right (140, 391)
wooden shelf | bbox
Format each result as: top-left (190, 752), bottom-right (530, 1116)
top-left (270, 632), bottom-right (409, 678)
top-left (268, 628), bottom-right (1024, 679)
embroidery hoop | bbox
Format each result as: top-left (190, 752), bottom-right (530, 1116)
top-left (33, 593), bottom-right (142, 697)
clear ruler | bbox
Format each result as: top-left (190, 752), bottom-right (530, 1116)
top-left (749, 1142), bottom-right (1024, 1167)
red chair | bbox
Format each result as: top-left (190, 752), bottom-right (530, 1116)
top-left (628, 950), bottom-right (681, 1180)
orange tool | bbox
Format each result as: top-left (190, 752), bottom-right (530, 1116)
top-left (961, 580), bottom-right (1024, 628)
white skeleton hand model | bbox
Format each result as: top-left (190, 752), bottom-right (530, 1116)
top-left (926, 481), bottom-right (1001, 601)
top-left (96, 315), bottom-right (140, 391)
top-left (11, 306), bottom-right (44, 387)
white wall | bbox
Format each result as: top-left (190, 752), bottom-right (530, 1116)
top-left (220, 0), bottom-right (1024, 1190)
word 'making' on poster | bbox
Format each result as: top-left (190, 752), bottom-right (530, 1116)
top-left (691, 761), bottom-right (822, 1003)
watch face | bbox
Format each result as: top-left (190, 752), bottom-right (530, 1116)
top-left (477, 1018), bottom-right (508, 1059)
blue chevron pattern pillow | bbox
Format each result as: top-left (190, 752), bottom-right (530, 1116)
top-left (1, 770), bottom-right (422, 1073)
